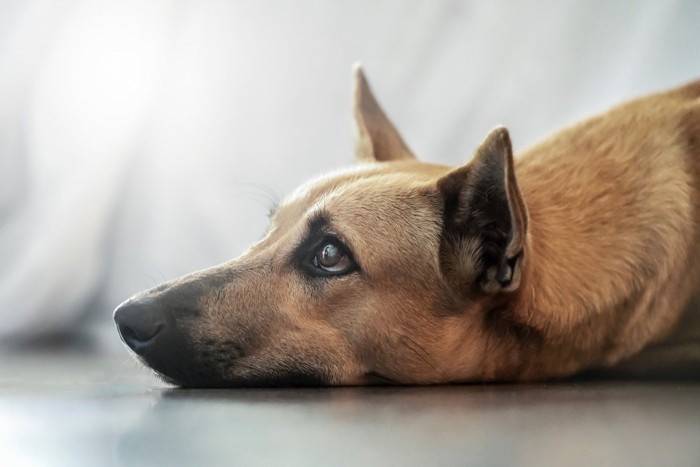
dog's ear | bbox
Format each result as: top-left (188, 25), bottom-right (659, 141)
top-left (353, 64), bottom-right (416, 162)
top-left (437, 127), bottom-right (528, 295)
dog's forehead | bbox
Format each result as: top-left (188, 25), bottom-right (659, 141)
top-left (282, 161), bottom-right (448, 211)
top-left (267, 161), bottom-right (447, 275)
top-left (286, 163), bottom-right (383, 203)
top-left (262, 162), bottom-right (449, 268)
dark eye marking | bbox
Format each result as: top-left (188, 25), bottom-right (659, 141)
top-left (291, 213), bottom-right (359, 278)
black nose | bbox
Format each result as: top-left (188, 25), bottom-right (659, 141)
top-left (114, 297), bottom-right (195, 385)
top-left (114, 299), bottom-right (166, 353)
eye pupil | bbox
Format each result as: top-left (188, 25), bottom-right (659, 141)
top-left (304, 237), bottom-right (355, 276)
top-left (319, 243), bottom-right (341, 267)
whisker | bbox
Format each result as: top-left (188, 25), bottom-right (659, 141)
top-left (226, 182), bottom-right (281, 211)
top-left (232, 192), bottom-right (280, 215)
top-left (399, 335), bottom-right (443, 378)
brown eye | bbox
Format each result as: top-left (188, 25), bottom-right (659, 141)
top-left (313, 240), bottom-right (353, 274)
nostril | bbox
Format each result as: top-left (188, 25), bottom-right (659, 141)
top-left (120, 324), bottom-right (139, 343)
top-left (114, 300), bottom-right (167, 353)
top-left (119, 321), bottom-right (163, 347)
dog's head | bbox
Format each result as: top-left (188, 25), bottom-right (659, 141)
top-left (114, 67), bottom-right (529, 387)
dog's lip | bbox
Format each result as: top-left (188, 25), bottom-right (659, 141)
top-left (364, 371), bottom-right (399, 385)
top-left (119, 345), bottom-right (178, 385)
top-left (149, 368), bottom-right (185, 387)
top-left (118, 343), bottom-right (175, 384)
top-left (126, 351), bottom-right (200, 387)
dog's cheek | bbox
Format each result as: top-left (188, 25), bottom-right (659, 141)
top-left (256, 276), bottom-right (372, 385)
top-left (334, 288), bottom-right (451, 384)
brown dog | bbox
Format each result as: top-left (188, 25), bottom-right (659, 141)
top-left (114, 66), bottom-right (700, 386)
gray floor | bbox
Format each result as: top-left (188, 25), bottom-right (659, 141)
top-left (0, 350), bottom-right (698, 467)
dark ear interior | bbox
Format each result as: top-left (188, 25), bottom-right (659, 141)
top-left (437, 127), bottom-right (528, 295)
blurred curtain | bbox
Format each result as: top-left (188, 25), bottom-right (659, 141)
top-left (1, 0), bottom-right (699, 348)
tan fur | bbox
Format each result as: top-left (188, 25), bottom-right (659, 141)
top-left (116, 69), bottom-right (700, 386)
top-left (511, 81), bottom-right (700, 379)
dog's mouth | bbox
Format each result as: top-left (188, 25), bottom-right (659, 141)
top-left (135, 355), bottom-right (330, 389)
top-left (113, 292), bottom-right (399, 388)
top-left (113, 299), bottom-right (333, 388)
top-left (364, 371), bottom-right (399, 385)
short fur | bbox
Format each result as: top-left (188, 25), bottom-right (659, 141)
top-left (114, 67), bottom-right (700, 386)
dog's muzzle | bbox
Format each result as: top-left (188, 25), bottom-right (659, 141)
top-left (114, 297), bottom-right (193, 384)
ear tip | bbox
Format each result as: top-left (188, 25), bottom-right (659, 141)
top-left (353, 62), bottom-right (366, 83)
top-left (353, 62), bottom-right (374, 109)
top-left (491, 125), bottom-right (510, 138)
top-left (487, 125), bottom-right (512, 148)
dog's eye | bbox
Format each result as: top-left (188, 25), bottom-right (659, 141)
top-left (311, 239), bottom-right (353, 275)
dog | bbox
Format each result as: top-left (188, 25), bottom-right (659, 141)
top-left (114, 66), bottom-right (700, 387)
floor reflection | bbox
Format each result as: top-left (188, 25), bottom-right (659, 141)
top-left (114, 382), bottom-right (700, 467)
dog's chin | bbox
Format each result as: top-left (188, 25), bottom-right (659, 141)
top-left (178, 372), bottom-right (328, 389)
top-left (136, 358), bottom-right (328, 388)
top-left (124, 351), bottom-right (193, 387)
top-left (139, 356), bottom-right (399, 388)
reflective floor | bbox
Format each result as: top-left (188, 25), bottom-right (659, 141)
top-left (0, 350), bottom-right (698, 467)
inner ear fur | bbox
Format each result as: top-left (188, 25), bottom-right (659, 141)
top-left (437, 126), bottom-right (528, 295)
top-left (353, 64), bottom-right (416, 163)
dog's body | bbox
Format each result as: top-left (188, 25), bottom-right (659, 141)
top-left (114, 68), bottom-right (700, 386)
top-left (497, 81), bottom-right (700, 379)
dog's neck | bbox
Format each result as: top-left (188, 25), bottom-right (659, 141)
top-left (498, 137), bottom-right (698, 379)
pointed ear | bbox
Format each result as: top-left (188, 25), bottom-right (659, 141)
top-left (437, 127), bottom-right (528, 295)
top-left (353, 64), bottom-right (416, 162)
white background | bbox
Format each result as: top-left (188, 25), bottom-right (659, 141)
top-left (0, 0), bottom-right (699, 348)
